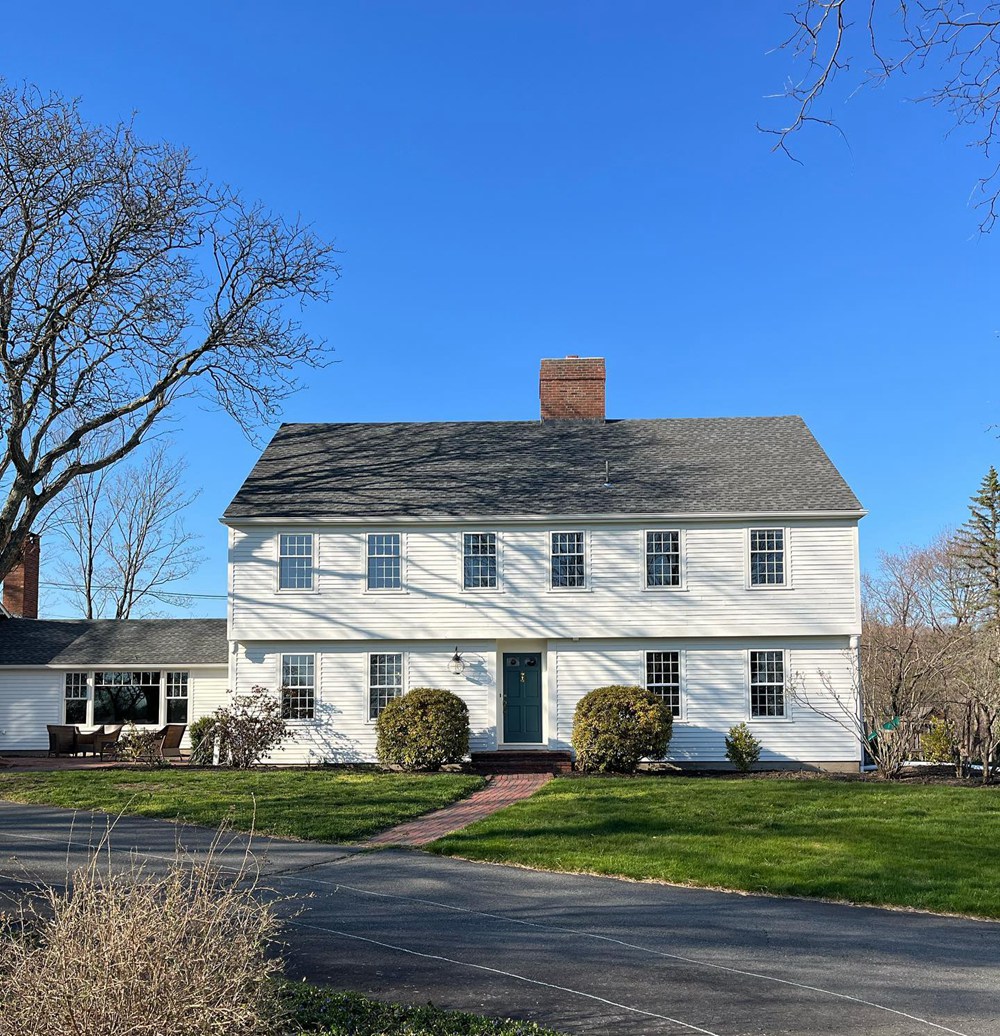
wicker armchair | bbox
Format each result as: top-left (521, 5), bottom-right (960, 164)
top-left (75, 726), bottom-right (105, 757)
top-left (154, 724), bottom-right (187, 760)
top-left (46, 724), bottom-right (78, 757)
top-left (92, 724), bottom-right (124, 760)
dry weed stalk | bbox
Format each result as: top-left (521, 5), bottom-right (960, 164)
top-left (0, 824), bottom-right (284, 1036)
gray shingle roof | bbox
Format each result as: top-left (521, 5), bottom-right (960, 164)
top-left (223, 417), bottom-right (862, 520)
top-left (0, 618), bottom-right (228, 667)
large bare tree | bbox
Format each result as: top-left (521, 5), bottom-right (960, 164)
top-left (50, 442), bottom-right (203, 619)
top-left (767, 2), bottom-right (1000, 228)
top-left (0, 82), bottom-right (339, 581)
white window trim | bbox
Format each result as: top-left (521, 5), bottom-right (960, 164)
top-left (63, 671), bottom-right (91, 726)
top-left (643, 648), bottom-right (687, 723)
top-left (547, 529), bottom-right (591, 592)
top-left (362, 532), bottom-right (408, 594)
top-left (82, 670), bottom-right (189, 728)
top-left (278, 652), bottom-right (317, 724)
top-left (365, 650), bottom-right (406, 724)
top-left (458, 530), bottom-right (504, 593)
top-left (164, 671), bottom-right (190, 725)
top-left (641, 528), bottom-right (687, 592)
top-left (745, 526), bottom-right (792, 590)
top-left (275, 531), bottom-right (319, 594)
top-left (746, 648), bottom-right (792, 722)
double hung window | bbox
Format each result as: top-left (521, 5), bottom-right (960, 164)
top-left (551, 532), bottom-right (586, 589)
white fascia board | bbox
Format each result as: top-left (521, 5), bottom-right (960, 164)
top-left (221, 509), bottom-right (867, 527)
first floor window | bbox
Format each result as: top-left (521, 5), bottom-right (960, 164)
top-left (750, 650), bottom-right (785, 718)
top-left (64, 672), bottom-right (88, 724)
top-left (551, 531), bottom-right (586, 588)
top-left (279, 533), bottom-right (314, 590)
top-left (750, 528), bottom-right (785, 586)
top-left (281, 654), bottom-right (316, 720)
top-left (645, 651), bottom-right (681, 717)
top-left (369, 652), bottom-right (403, 720)
top-left (646, 531), bottom-right (681, 587)
top-left (94, 671), bottom-right (161, 725)
top-left (463, 532), bottom-right (498, 589)
top-left (367, 533), bottom-right (401, 590)
top-left (165, 672), bottom-right (189, 724)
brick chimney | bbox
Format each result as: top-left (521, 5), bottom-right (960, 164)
top-left (539, 356), bottom-right (606, 421)
top-left (3, 533), bottom-right (40, 619)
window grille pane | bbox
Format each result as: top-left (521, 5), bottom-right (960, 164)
top-left (369, 652), bottom-right (403, 720)
top-left (281, 654), bottom-right (315, 720)
top-left (93, 671), bottom-right (161, 725)
top-left (551, 531), bottom-right (585, 588)
top-left (367, 534), bottom-right (401, 589)
top-left (750, 529), bottom-right (784, 586)
top-left (750, 650), bottom-right (785, 717)
top-left (165, 672), bottom-right (189, 724)
top-left (64, 672), bottom-right (88, 724)
top-left (463, 533), bottom-right (497, 588)
top-left (279, 533), bottom-right (313, 590)
top-left (646, 651), bottom-right (681, 717)
top-left (646, 530), bottom-right (681, 587)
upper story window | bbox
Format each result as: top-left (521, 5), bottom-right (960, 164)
top-left (551, 531), bottom-right (586, 589)
top-left (281, 653), bottom-right (315, 720)
top-left (645, 531), bottom-right (681, 588)
top-left (750, 649), bottom-right (786, 718)
top-left (165, 672), bottom-right (189, 724)
top-left (367, 533), bottom-right (401, 590)
top-left (463, 532), bottom-right (498, 589)
top-left (369, 652), bottom-right (403, 720)
top-left (749, 528), bottom-right (785, 586)
top-left (645, 651), bottom-right (681, 717)
top-left (278, 533), bottom-right (314, 590)
top-left (64, 672), bottom-right (88, 724)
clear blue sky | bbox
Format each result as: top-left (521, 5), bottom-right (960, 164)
top-left (3, 2), bottom-right (997, 618)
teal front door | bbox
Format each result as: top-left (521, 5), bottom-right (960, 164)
top-left (502, 653), bottom-right (543, 744)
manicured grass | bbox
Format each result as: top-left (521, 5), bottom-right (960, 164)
top-left (0, 769), bottom-right (483, 843)
top-left (281, 984), bottom-right (565, 1035)
top-left (429, 776), bottom-right (1000, 917)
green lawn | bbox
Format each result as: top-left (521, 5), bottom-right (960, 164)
top-left (281, 984), bottom-right (564, 1035)
top-left (429, 776), bottom-right (1000, 917)
top-left (0, 769), bottom-right (483, 843)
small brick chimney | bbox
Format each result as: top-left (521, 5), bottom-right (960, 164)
top-left (3, 533), bottom-right (40, 619)
top-left (539, 356), bottom-right (606, 421)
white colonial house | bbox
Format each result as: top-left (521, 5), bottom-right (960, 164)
top-left (220, 356), bottom-right (865, 770)
top-left (0, 357), bottom-right (864, 769)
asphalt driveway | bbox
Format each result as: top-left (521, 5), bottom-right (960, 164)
top-left (0, 800), bottom-right (996, 1036)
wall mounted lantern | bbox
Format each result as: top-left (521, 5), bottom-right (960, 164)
top-left (448, 647), bottom-right (466, 675)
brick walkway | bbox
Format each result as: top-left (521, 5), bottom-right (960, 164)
top-left (365, 772), bottom-right (552, 847)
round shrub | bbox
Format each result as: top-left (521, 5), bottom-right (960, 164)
top-left (725, 722), bottom-right (762, 773)
top-left (571, 685), bottom-right (672, 773)
top-left (375, 687), bottom-right (470, 771)
top-left (188, 715), bottom-right (217, 759)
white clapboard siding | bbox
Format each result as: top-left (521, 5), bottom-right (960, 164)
top-left (229, 519), bottom-right (861, 641)
top-left (0, 669), bottom-right (63, 750)
top-left (553, 638), bottom-right (860, 763)
top-left (233, 640), bottom-right (497, 764)
top-left (230, 637), bottom-right (859, 765)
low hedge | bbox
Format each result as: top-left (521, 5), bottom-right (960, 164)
top-left (376, 687), bottom-right (470, 771)
top-left (571, 685), bottom-right (672, 773)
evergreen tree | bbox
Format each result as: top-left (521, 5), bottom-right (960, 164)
top-left (958, 466), bottom-right (1000, 627)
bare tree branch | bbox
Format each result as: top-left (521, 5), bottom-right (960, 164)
top-left (767, 2), bottom-right (1000, 228)
top-left (0, 82), bottom-right (340, 579)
